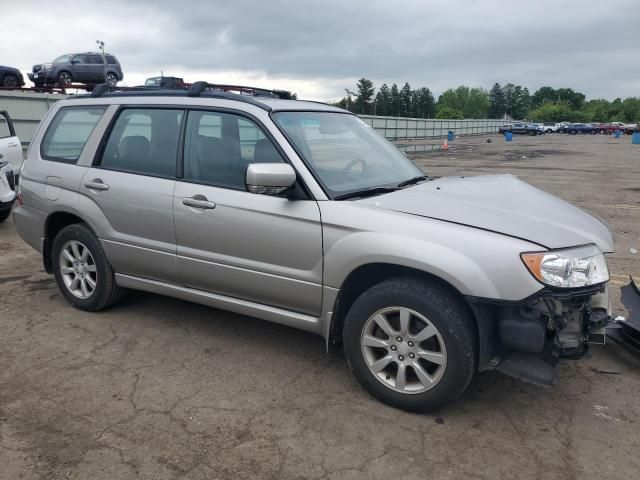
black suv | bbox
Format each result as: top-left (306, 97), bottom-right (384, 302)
top-left (0, 65), bottom-right (25, 87)
top-left (28, 52), bottom-right (123, 87)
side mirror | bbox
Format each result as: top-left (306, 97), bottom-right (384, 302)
top-left (246, 163), bottom-right (296, 195)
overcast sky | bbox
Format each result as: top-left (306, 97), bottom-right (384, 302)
top-left (2, 0), bottom-right (639, 101)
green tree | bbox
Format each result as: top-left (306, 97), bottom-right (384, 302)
top-left (502, 84), bottom-right (530, 119)
top-left (489, 83), bottom-right (505, 118)
top-left (527, 102), bottom-right (575, 122)
top-left (435, 106), bottom-right (464, 119)
top-left (413, 87), bottom-right (436, 118)
top-left (351, 78), bottom-right (375, 114)
top-left (556, 88), bottom-right (585, 111)
top-left (390, 83), bottom-right (401, 116)
top-left (375, 83), bottom-right (391, 116)
top-left (400, 82), bottom-right (412, 116)
top-left (531, 86), bottom-right (558, 106)
top-left (437, 86), bottom-right (489, 118)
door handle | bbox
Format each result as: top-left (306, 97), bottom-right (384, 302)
top-left (84, 179), bottom-right (109, 191)
top-left (182, 195), bottom-right (216, 210)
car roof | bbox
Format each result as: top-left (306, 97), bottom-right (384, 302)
top-left (66, 89), bottom-right (347, 113)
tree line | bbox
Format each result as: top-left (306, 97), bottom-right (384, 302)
top-left (333, 78), bottom-right (640, 123)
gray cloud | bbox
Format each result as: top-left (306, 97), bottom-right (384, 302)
top-left (2, 0), bottom-right (639, 100)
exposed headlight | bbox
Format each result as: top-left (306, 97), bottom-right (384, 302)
top-left (521, 245), bottom-right (609, 288)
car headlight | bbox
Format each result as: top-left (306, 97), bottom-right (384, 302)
top-left (521, 245), bottom-right (609, 288)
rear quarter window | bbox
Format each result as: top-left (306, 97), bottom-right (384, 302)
top-left (41, 106), bottom-right (106, 163)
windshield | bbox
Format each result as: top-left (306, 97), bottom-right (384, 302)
top-left (53, 55), bottom-right (73, 64)
top-left (272, 111), bottom-right (423, 198)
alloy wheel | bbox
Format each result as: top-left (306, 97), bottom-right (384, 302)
top-left (361, 306), bottom-right (447, 394)
top-left (59, 240), bottom-right (98, 299)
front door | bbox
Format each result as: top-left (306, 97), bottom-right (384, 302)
top-left (173, 109), bottom-right (323, 316)
top-left (81, 107), bottom-right (184, 283)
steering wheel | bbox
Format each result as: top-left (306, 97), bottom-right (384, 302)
top-left (341, 158), bottom-right (367, 176)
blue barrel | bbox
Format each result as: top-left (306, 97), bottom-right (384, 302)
top-left (614, 129), bottom-right (622, 138)
top-left (447, 130), bottom-right (454, 142)
top-left (505, 131), bottom-right (513, 142)
top-left (632, 132), bottom-right (640, 145)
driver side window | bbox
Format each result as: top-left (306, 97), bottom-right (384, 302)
top-left (182, 110), bottom-right (284, 190)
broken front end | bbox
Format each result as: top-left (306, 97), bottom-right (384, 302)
top-left (472, 245), bottom-right (611, 386)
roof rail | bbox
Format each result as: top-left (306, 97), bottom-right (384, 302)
top-left (187, 81), bottom-right (292, 99)
top-left (71, 83), bottom-right (277, 111)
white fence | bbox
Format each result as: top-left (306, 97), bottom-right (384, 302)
top-left (360, 115), bottom-right (502, 140)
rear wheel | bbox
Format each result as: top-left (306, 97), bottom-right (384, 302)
top-left (52, 224), bottom-right (124, 311)
top-left (105, 72), bottom-right (118, 86)
top-left (2, 74), bottom-right (18, 87)
top-left (343, 278), bottom-right (476, 412)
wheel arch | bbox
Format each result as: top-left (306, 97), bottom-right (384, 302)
top-left (43, 210), bottom-right (99, 273)
top-left (328, 263), bottom-right (479, 348)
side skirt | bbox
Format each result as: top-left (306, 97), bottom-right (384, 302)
top-left (115, 273), bottom-right (323, 335)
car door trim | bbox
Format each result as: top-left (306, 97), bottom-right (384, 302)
top-left (115, 273), bottom-right (323, 335)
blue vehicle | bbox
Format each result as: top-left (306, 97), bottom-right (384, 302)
top-left (564, 123), bottom-right (597, 135)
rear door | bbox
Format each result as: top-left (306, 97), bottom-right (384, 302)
top-left (86, 54), bottom-right (106, 83)
top-left (80, 107), bottom-right (183, 283)
top-left (173, 109), bottom-right (323, 315)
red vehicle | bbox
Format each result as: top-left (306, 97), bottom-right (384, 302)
top-left (593, 122), bottom-right (625, 134)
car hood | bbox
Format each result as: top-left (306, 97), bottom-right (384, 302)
top-left (356, 174), bottom-right (614, 252)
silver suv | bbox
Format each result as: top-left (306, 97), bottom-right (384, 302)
top-left (13, 82), bottom-right (614, 412)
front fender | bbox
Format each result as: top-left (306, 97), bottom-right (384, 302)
top-left (321, 203), bottom-right (545, 302)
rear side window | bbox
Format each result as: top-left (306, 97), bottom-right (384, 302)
top-left (100, 108), bottom-right (183, 178)
top-left (105, 55), bottom-right (117, 65)
top-left (41, 106), bottom-right (106, 163)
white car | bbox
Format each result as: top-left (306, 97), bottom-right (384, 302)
top-left (0, 110), bottom-right (23, 171)
top-left (0, 110), bottom-right (20, 222)
top-left (542, 122), bottom-right (561, 133)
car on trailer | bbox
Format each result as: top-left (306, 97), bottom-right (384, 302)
top-left (28, 52), bottom-right (124, 88)
top-left (13, 81), bottom-right (614, 412)
top-left (0, 65), bottom-right (25, 88)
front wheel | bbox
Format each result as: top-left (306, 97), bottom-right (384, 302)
top-left (57, 71), bottom-right (72, 86)
top-left (52, 223), bottom-right (124, 311)
top-left (343, 278), bottom-right (476, 412)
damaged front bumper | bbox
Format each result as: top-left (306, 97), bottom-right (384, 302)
top-left (469, 283), bottom-right (611, 386)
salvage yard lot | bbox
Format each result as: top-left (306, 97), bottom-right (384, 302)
top-left (1, 134), bottom-right (639, 480)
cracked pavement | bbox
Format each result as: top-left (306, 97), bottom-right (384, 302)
top-left (1, 134), bottom-right (639, 479)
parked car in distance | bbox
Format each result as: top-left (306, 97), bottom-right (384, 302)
top-left (623, 123), bottom-right (639, 134)
top-left (564, 123), bottom-right (597, 135)
top-left (28, 52), bottom-right (123, 87)
top-left (144, 76), bottom-right (187, 89)
top-left (530, 123), bottom-right (545, 134)
top-left (499, 123), bottom-right (541, 135)
top-left (542, 122), bottom-right (561, 133)
top-left (13, 82), bottom-right (614, 412)
top-left (0, 65), bottom-right (25, 88)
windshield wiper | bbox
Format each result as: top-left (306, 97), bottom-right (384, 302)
top-left (396, 175), bottom-right (428, 188)
top-left (334, 186), bottom-right (399, 201)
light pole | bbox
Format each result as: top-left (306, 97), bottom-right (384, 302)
top-left (96, 40), bottom-right (107, 85)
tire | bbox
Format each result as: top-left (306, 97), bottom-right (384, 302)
top-left (57, 71), bottom-right (72, 86)
top-left (343, 278), bottom-right (476, 412)
top-left (2, 74), bottom-right (18, 87)
top-left (52, 223), bottom-right (125, 311)
top-left (528, 130), bottom-right (536, 136)
top-left (105, 72), bottom-right (118, 86)
top-left (0, 208), bottom-right (11, 223)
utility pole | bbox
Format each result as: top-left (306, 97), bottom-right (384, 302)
top-left (96, 40), bottom-right (106, 84)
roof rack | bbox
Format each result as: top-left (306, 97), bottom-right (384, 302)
top-left (187, 81), bottom-right (292, 99)
top-left (73, 83), bottom-right (284, 111)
